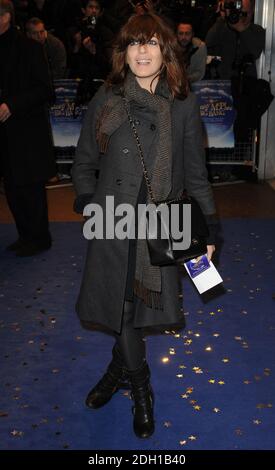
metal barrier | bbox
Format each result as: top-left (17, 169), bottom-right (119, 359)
top-left (49, 79), bottom-right (257, 187)
top-left (192, 80), bottom-right (257, 171)
top-left (48, 78), bottom-right (103, 187)
top-left (206, 129), bottom-right (257, 168)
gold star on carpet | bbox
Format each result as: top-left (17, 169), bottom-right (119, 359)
top-left (10, 430), bottom-right (24, 437)
top-left (208, 379), bottom-right (215, 384)
top-left (179, 365), bottom-right (187, 369)
top-left (256, 403), bottom-right (265, 409)
top-left (213, 333), bottom-right (220, 337)
top-left (222, 358), bottom-right (230, 363)
top-left (186, 387), bottom-right (194, 394)
top-left (181, 394), bottom-right (188, 399)
top-left (253, 420), bottom-right (261, 425)
top-left (184, 339), bottom-right (193, 345)
top-left (179, 440), bottom-right (187, 446)
top-left (218, 381), bottom-right (225, 385)
top-left (188, 435), bottom-right (197, 441)
top-left (176, 374), bottom-right (184, 378)
top-left (164, 421), bottom-right (172, 428)
top-left (40, 418), bottom-right (48, 423)
top-left (213, 408), bottom-right (221, 413)
top-left (193, 405), bottom-right (201, 411)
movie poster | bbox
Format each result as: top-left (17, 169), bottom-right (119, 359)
top-left (192, 80), bottom-right (236, 148)
top-left (49, 79), bottom-right (87, 152)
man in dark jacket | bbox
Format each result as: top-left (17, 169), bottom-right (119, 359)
top-left (25, 17), bottom-right (67, 80)
top-left (0, 0), bottom-right (56, 256)
top-left (205, 0), bottom-right (265, 80)
top-left (205, 0), bottom-right (267, 182)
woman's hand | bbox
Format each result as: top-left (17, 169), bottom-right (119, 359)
top-left (206, 245), bottom-right (216, 262)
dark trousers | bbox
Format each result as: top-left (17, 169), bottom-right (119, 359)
top-left (4, 177), bottom-right (51, 244)
top-left (114, 299), bottom-right (145, 371)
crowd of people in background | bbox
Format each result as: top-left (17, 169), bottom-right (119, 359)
top-left (8, 1), bottom-right (265, 85)
top-left (0, 0), bottom-right (268, 256)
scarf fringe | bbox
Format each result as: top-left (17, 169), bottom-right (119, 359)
top-left (133, 279), bottom-right (163, 310)
top-left (98, 133), bottom-right (109, 154)
top-left (96, 100), bottom-right (114, 154)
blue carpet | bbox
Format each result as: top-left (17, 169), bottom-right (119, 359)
top-left (0, 220), bottom-right (275, 450)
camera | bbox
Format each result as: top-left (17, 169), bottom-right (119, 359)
top-left (80, 15), bottom-right (97, 41)
top-left (224, 1), bottom-right (247, 25)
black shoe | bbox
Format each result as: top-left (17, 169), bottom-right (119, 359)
top-left (16, 239), bottom-right (52, 257)
top-left (128, 361), bottom-right (155, 439)
top-left (86, 345), bottom-right (126, 409)
top-left (6, 239), bottom-right (24, 252)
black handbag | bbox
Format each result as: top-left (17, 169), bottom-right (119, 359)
top-left (146, 194), bottom-right (209, 266)
top-left (124, 99), bottom-right (209, 266)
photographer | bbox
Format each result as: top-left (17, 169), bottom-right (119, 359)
top-left (205, 0), bottom-right (265, 80)
top-left (205, 1), bottom-right (271, 181)
top-left (69, 0), bottom-right (113, 83)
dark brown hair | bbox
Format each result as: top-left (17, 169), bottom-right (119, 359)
top-left (107, 13), bottom-right (189, 99)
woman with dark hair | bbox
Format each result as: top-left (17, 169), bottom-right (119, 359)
top-left (72, 13), bottom-right (217, 438)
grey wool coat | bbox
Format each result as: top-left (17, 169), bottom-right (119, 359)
top-left (72, 84), bottom-right (216, 333)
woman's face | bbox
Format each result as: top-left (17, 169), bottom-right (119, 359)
top-left (126, 36), bottom-right (163, 91)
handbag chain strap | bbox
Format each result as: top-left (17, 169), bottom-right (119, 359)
top-left (123, 98), bottom-right (184, 205)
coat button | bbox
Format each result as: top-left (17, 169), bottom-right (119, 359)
top-left (134, 119), bottom-right (140, 125)
top-left (150, 123), bottom-right (156, 131)
top-left (122, 148), bottom-right (129, 154)
top-left (116, 178), bottom-right (122, 185)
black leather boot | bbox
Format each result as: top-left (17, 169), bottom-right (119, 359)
top-left (86, 344), bottom-right (127, 409)
top-left (128, 361), bottom-right (155, 438)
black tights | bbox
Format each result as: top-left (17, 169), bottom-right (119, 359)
top-left (114, 300), bottom-right (145, 371)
